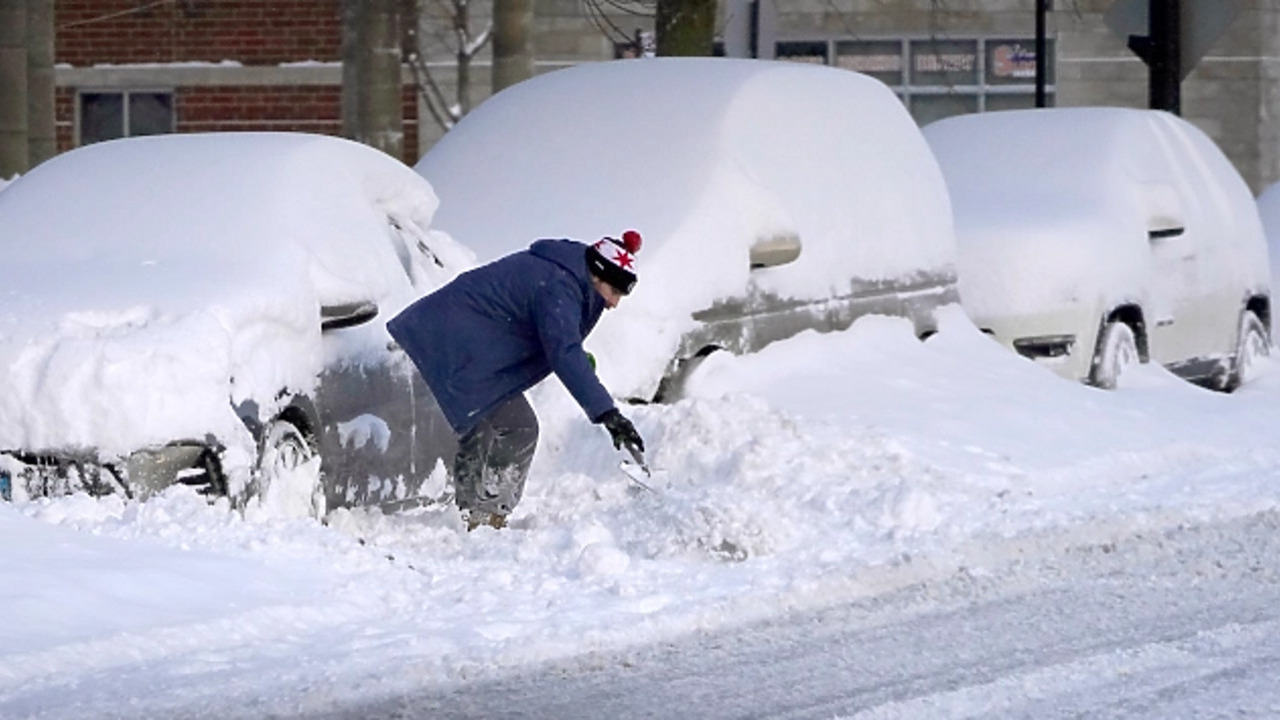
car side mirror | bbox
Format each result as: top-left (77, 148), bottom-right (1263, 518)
top-left (321, 301), bottom-right (379, 331)
top-left (749, 233), bottom-right (802, 270)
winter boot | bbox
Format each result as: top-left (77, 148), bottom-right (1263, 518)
top-left (466, 510), bottom-right (508, 532)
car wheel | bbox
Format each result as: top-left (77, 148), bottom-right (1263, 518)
top-left (1090, 320), bottom-right (1139, 390)
top-left (244, 418), bottom-right (324, 519)
top-left (653, 345), bottom-right (723, 403)
top-left (1225, 310), bottom-right (1269, 392)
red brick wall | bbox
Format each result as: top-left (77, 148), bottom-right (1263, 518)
top-left (54, 1), bottom-right (420, 163)
top-left (175, 85), bottom-right (417, 158)
top-left (179, 85), bottom-right (343, 131)
top-left (56, 0), bottom-right (342, 65)
top-left (55, 85), bottom-right (419, 162)
top-left (55, 90), bottom-right (75, 151)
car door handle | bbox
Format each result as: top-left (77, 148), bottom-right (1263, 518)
top-left (1148, 227), bottom-right (1185, 241)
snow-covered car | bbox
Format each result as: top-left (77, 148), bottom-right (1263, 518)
top-left (0, 133), bottom-right (475, 513)
top-left (416, 57), bottom-right (960, 402)
top-left (924, 107), bottom-right (1271, 390)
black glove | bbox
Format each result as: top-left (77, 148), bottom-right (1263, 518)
top-left (597, 408), bottom-right (644, 455)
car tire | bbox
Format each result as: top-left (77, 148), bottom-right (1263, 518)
top-left (653, 345), bottom-right (723, 403)
top-left (1090, 320), bottom-right (1139, 390)
top-left (1225, 310), bottom-right (1269, 392)
top-left (244, 418), bottom-right (324, 519)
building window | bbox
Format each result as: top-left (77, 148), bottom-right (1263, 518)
top-left (78, 90), bottom-right (175, 146)
top-left (785, 37), bottom-right (1054, 126)
top-left (910, 39), bottom-right (980, 86)
top-left (986, 39), bottom-right (1044, 85)
top-left (834, 40), bottom-right (903, 87)
top-left (776, 41), bottom-right (829, 64)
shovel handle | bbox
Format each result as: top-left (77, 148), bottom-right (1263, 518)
top-left (626, 445), bottom-right (649, 473)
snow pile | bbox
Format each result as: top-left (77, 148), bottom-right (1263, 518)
top-left (4, 310), bottom-right (1280, 718)
top-left (0, 133), bottom-right (470, 467)
top-left (418, 57), bottom-right (957, 398)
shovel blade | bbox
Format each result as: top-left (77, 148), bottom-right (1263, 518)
top-left (619, 460), bottom-right (659, 493)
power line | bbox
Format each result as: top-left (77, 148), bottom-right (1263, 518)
top-left (57, 0), bottom-right (176, 31)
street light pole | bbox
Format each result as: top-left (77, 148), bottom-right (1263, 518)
top-left (1148, 0), bottom-right (1181, 114)
top-left (1035, 0), bottom-right (1048, 107)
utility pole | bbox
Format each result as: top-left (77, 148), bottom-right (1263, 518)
top-left (1035, 0), bottom-right (1048, 107)
top-left (0, 0), bottom-right (28, 178)
top-left (1147, 0), bottom-right (1180, 113)
top-left (1125, 0), bottom-right (1181, 114)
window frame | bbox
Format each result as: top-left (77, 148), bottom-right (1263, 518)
top-left (75, 88), bottom-right (177, 147)
top-left (779, 36), bottom-right (1056, 125)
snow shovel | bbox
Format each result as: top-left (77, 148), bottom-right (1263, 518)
top-left (619, 445), bottom-right (662, 494)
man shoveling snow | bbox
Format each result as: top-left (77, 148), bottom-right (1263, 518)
top-left (388, 232), bottom-right (647, 530)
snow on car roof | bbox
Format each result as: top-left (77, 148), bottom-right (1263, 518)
top-left (925, 107), bottom-right (1259, 240)
top-left (925, 107), bottom-right (1268, 320)
top-left (0, 132), bottom-right (455, 308)
top-left (0, 132), bottom-right (469, 457)
top-left (927, 107), bottom-right (1154, 182)
top-left (418, 57), bottom-right (957, 395)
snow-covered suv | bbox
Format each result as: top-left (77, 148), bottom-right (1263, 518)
top-left (925, 107), bottom-right (1271, 390)
top-left (416, 57), bottom-right (961, 402)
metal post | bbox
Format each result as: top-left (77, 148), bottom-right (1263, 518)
top-left (1149, 0), bottom-right (1181, 114)
top-left (1035, 0), bottom-right (1048, 107)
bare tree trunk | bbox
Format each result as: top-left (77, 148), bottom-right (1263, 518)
top-left (0, 0), bottom-right (28, 178)
top-left (342, 0), bottom-right (405, 159)
top-left (655, 0), bottom-right (716, 57)
top-left (457, 14), bottom-right (473, 116)
top-left (492, 0), bottom-right (533, 94)
top-left (27, 0), bottom-right (55, 167)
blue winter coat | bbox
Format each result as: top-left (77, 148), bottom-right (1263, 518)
top-left (387, 238), bottom-right (616, 437)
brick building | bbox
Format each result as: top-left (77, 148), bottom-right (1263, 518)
top-left (53, 0), bottom-right (419, 163)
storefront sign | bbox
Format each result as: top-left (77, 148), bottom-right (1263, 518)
top-left (990, 42), bottom-right (1037, 79)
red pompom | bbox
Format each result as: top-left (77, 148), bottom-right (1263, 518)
top-left (621, 229), bottom-right (643, 254)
